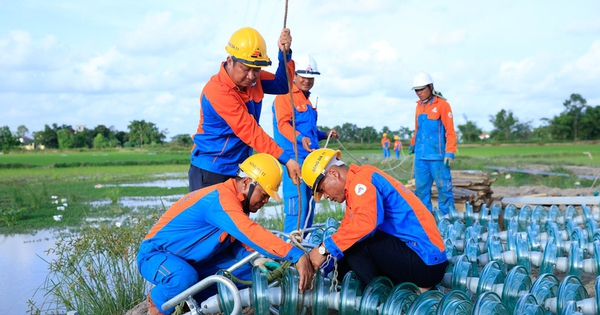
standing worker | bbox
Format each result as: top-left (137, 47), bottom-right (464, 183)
top-left (302, 148), bottom-right (447, 290)
top-left (409, 71), bottom-right (457, 215)
top-left (393, 135), bottom-right (402, 159)
top-left (138, 154), bottom-right (314, 315)
top-left (381, 133), bottom-right (390, 159)
top-left (188, 27), bottom-right (301, 192)
top-left (272, 54), bottom-right (338, 233)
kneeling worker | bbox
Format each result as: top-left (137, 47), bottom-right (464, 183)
top-left (138, 153), bottom-right (314, 315)
top-left (302, 148), bottom-right (447, 291)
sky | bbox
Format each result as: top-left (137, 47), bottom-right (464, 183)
top-left (1, 0), bottom-right (599, 140)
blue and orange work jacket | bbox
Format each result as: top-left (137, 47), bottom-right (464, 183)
top-left (140, 179), bottom-right (305, 264)
top-left (381, 137), bottom-right (390, 149)
top-left (272, 83), bottom-right (326, 160)
top-left (190, 51), bottom-right (294, 176)
top-left (410, 96), bottom-right (456, 160)
top-left (322, 164), bottom-right (446, 266)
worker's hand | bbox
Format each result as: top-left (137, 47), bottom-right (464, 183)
top-left (301, 137), bottom-right (313, 152)
top-left (308, 246), bottom-right (327, 272)
top-left (408, 145), bottom-right (415, 155)
top-left (326, 129), bottom-right (338, 140)
top-left (253, 258), bottom-right (281, 274)
top-left (285, 159), bottom-right (301, 185)
top-left (278, 28), bottom-right (292, 53)
top-left (444, 157), bottom-right (453, 168)
top-left (295, 254), bottom-right (315, 293)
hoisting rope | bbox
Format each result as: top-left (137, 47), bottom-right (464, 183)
top-left (280, 0), bottom-right (306, 244)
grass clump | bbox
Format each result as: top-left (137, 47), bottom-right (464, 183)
top-left (29, 214), bottom-right (158, 315)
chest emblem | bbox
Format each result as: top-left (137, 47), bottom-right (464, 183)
top-left (431, 107), bottom-right (438, 113)
top-left (354, 184), bottom-right (367, 196)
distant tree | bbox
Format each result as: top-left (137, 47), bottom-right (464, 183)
top-left (381, 126), bottom-right (392, 138)
top-left (57, 129), bottom-right (75, 149)
top-left (128, 120), bottom-right (164, 146)
top-left (171, 134), bottom-right (193, 146)
top-left (93, 134), bottom-right (109, 149)
top-left (578, 105), bottom-right (600, 140)
top-left (513, 120), bottom-right (533, 141)
top-left (93, 125), bottom-right (112, 139)
top-left (36, 124), bottom-right (59, 148)
top-left (562, 94), bottom-right (587, 140)
top-left (74, 132), bottom-right (89, 148)
top-left (16, 125), bottom-right (29, 139)
top-left (532, 119), bottom-right (552, 141)
top-left (489, 109), bottom-right (517, 141)
top-left (115, 131), bottom-right (128, 146)
top-left (457, 114), bottom-right (482, 142)
top-left (362, 126), bottom-right (378, 143)
top-left (335, 123), bottom-right (358, 143)
top-left (395, 126), bottom-right (413, 140)
top-left (0, 126), bottom-right (19, 151)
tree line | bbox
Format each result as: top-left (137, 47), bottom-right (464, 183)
top-left (0, 94), bottom-right (597, 152)
top-left (0, 120), bottom-right (174, 151)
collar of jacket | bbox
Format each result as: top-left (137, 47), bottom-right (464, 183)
top-left (221, 178), bottom-right (246, 204)
top-left (218, 61), bottom-right (249, 93)
top-left (417, 95), bottom-right (438, 106)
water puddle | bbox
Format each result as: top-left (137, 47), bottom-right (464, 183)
top-left (86, 195), bottom-right (185, 209)
top-left (0, 230), bottom-right (63, 314)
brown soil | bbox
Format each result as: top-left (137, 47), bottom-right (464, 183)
top-left (490, 164), bottom-right (600, 198)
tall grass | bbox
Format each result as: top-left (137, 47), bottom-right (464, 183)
top-left (29, 214), bottom-right (158, 315)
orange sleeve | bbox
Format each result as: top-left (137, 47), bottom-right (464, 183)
top-left (438, 100), bottom-right (457, 154)
top-left (410, 103), bottom-right (419, 147)
top-left (219, 197), bottom-right (296, 258)
top-left (331, 177), bottom-right (379, 252)
top-left (211, 92), bottom-right (285, 160)
top-left (273, 94), bottom-right (299, 143)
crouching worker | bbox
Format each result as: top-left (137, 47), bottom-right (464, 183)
top-left (302, 149), bottom-right (447, 291)
top-left (137, 153), bottom-right (314, 315)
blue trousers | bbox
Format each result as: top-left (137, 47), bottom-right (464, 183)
top-left (282, 162), bottom-right (315, 233)
top-left (414, 159), bottom-right (453, 215)
top-left (382, 147), bottom-right (390, 158)
top-left (395, 149), bottom-right (400, 159)
top-left (137, 243), bottom-right (252, 314)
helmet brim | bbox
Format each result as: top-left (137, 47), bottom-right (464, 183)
top-left (267, 189), bottom-right (282, 202)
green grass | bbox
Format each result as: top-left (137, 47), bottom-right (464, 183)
top-left (2, 143), bottom-right (599, 233)
top-left (0, 149), bottom-right (188, 168)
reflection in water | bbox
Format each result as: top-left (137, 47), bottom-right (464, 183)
top-left (0, 230), bottom-right (63, 314)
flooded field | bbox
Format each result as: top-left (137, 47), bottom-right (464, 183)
top-left (0, 174), bottom-right (333, 314)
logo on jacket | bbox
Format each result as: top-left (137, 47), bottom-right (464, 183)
top-left (354, 184), bottom-right (367, 195)
top-left (432, 107), bottom-right (438, 113)
top-left (448, 112), bottom-right (453, 118)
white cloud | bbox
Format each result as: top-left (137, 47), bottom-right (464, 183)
top-left (566, 18), bottom-right (600, 34)
top-left (2, 0), bottom-right (600, 139)
top-left (428, 29), bottom-right (467, 47)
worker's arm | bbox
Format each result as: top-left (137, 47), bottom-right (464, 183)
top-left (438, 100), bottom-right (457, 156)
top-left (273, 94), bottom-right (301, 143)
top-left (209, 92), bottom-right (292, 165)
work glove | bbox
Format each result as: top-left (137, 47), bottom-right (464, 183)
top-left (444, 157), bottom-right (453, 168)
top-left (253, 257), bottom-right (281, 274)
top-left (408, 145), bottom-right (415, 155)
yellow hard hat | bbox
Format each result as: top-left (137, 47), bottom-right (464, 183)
top-left (239, 153), bottom-right (282, 201)
top-left (301, 148), bottom-right (341, 202)
top-left (383, 133), bottom-right (388, 137)
top-left (394, 135), bottom-right (399, 140)
top-left (225, 27), bottom-right (272, 68)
